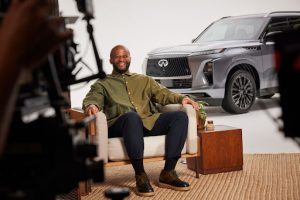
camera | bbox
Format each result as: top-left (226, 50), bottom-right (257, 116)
top-left (0, 0), bottom-right (106, 199)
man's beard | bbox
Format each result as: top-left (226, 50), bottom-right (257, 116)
top-left (113, 63), bottom-right (130, 74)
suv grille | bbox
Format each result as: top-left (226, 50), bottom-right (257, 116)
top-left (146, 57), bottom-right (191, 77)
top-left (156, 79), bottom-right (192, 88)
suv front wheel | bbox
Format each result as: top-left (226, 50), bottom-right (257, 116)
top-left (222, 70), bottom-right (256, 114)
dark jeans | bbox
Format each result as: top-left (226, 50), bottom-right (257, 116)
top-left (108, 111), bottom-right (188, 160)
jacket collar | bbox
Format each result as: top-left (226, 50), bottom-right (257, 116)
top-left (111, 69), bottom-right (132, 77)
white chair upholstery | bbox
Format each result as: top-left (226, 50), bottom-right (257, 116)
top-left (92, 104), bottom-right (198, 163)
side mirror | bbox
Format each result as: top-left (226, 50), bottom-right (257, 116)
top-left (265, 31), bottom-right (282, 42)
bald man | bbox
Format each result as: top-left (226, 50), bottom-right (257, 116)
top-left (83, 45), bottom-right (199, 197)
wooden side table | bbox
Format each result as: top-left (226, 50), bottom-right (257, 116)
top-left (187, 125), bottom-right (243, 177)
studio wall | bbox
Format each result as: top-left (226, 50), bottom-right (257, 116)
top-left (58, 0), bottom-right (300, 107)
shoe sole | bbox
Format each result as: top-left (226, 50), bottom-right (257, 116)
top-left (157, 182), bottom-right (190, 191)
top-left (135, 189), bottom-right (155, 197)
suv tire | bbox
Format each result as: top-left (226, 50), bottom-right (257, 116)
top-left (222, 70), bottom-right (256, 114)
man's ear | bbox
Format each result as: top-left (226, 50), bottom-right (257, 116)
top-left (109, 59), bottom-right (113, 64)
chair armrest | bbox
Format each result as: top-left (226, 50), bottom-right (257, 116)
top-left (66, 108), bottom-right (96, 135)
top-left (66, 108), bottom-right (109, 162)
top-left (158, 104), bottom-right (197, 154)
top-left (95, 112), bottom-right (108, 163)
top-left (66, 108), bottom-right (84, 120)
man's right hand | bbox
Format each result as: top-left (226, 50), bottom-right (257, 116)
top-left (85, 104), bottom-right (99, 116)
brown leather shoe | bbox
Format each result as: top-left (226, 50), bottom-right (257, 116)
top-left (135, 172), bottom-right (155, 197)
top-left (158, 170), bottom-right (190, 191)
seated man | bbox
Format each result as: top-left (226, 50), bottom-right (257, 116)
top-left (83, 45), bottom-right (198, 197)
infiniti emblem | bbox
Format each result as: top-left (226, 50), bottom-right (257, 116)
top-left (158, 59), bottom-right (169, 67)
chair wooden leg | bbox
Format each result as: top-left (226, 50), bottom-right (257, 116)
top-left (195, 156), bottom-right (199, 178)
top-left (87, 179), bottom-right (92, 193)
top-left (77, 188), bottom-right (81, 200)
top-left (79, 180), bottom-right (91, 196)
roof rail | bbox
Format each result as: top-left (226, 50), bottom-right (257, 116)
top-left (265, 11), bottom-right (300, 17)
top-left (220, 16), bottom-right (231, 19)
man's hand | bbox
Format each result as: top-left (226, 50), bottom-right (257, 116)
top-left (85, 104), bottom-right (99, 116)
top-left (181, 96), bottom-right (199, 110)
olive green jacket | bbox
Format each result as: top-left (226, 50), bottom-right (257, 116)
top-left (82, 70), bottom-right (185, 130)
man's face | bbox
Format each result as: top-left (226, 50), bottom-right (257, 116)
top-left (110, 47), bottom-right (131, 73)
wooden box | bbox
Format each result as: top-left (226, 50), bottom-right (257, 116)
top-left (187, 125), bottom-right (243, 175)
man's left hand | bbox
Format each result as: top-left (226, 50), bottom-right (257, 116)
top-left (182, 96), bottom-right (199, 110)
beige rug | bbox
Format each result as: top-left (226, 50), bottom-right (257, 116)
top-left (82, 154), bottom-right (300, 200)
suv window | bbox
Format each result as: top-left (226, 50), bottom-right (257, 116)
top-left (267, 17), bottom-right (300, 33)
top-left (267, 17), bottom-right (289, 33)
top-left (195, 17), bottom-right (265, 42)
top-left (288, 17), bottom-right (300, 30)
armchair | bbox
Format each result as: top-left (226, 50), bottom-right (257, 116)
top-left (68, 104), bottom-right (198, 195)
top-left (69, 104), bottom-right (198, 165)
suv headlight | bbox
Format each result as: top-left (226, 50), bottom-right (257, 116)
top-left (196, 48), bottom-right (226, 55)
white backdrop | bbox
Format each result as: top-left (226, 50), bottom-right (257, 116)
top-left (58, 0), bottom-right (300, 107)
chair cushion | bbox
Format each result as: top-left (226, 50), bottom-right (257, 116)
top-left (108, 135), bottom-right (187, 161)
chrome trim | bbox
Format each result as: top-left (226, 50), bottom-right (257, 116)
top-left (170, 88), bottom-right (225, 98)
top-left (152, 75), bottom-right (192, 80)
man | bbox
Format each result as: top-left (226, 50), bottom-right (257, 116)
top-left (83, 45), bottom-right (199, 197)
top-left (0, 0), bottom-right (73, 156)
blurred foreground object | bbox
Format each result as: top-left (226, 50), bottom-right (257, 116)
top-left (0, 0), bottom-right (105, 199)
top-left (274, 29), bottom-right (300, 145)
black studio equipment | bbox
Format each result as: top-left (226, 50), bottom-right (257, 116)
top-left (274, 28), bottom-right (300, 145)
top-left (0, 0), bottom-right (106, 199)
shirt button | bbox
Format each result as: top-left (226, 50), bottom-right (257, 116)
top-left (128, 92), bottom-right (131, 95)
top-left (135, 107), bottom-right (138, 110)
top-left (131, 101), bottom-right (134, 104)
top-left (126, 81), bottom-right (128, 84)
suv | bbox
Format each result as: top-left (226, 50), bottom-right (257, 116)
top-left (144, 12), bottom-right (300, 114)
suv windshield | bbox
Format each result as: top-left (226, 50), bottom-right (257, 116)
top-left (194, 17), bottom-right (266, 42)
